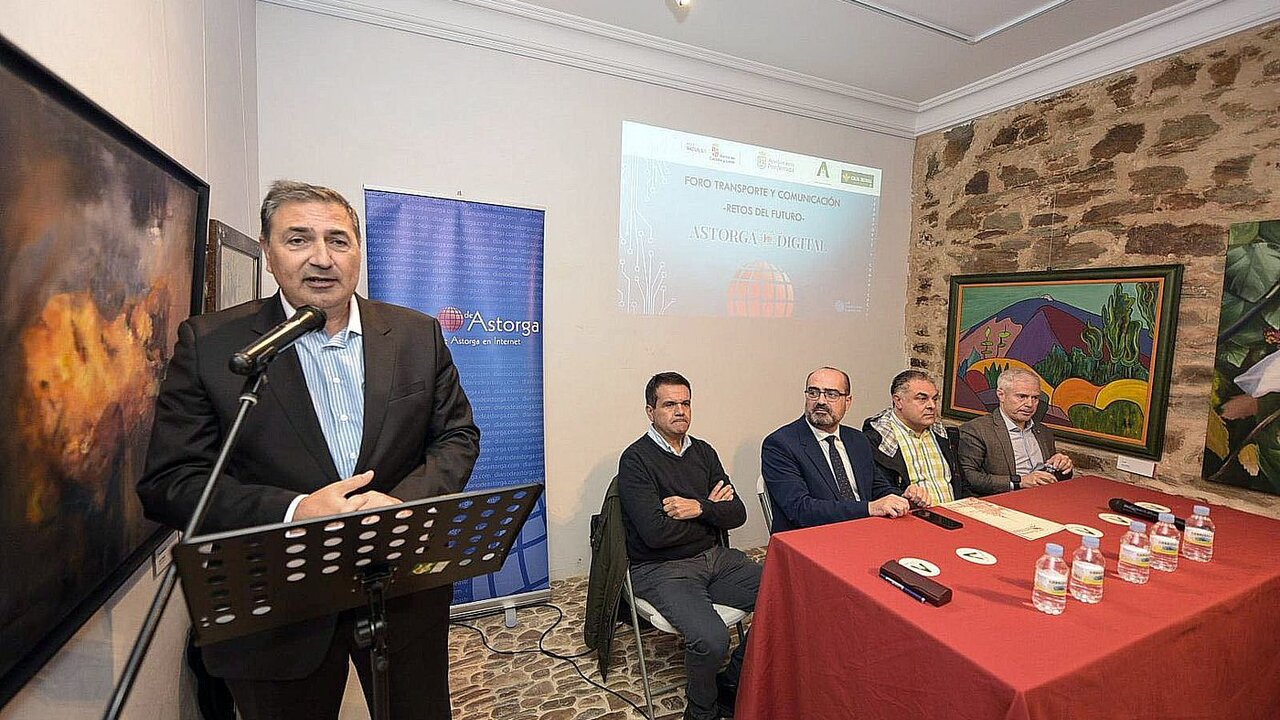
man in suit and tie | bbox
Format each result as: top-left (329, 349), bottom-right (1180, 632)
top-left (761, 366), bottom-right (910, 532)
top-left (139, 181), bottom-right (480, 720)
top-left (957, 367), bottom-right (1073, 495)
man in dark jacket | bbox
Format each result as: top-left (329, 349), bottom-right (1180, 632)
top-left (138, 181), bottom-right (478, 719)
top-left (618, 372), bottom-right (761, 720)
top-left (583, 476), bottom-right (627, 679)
top-left (762, 367), bottom-right (910, 532)
top-left (862, 370), bottom-right (968, 505)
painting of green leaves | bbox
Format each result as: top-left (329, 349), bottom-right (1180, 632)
top-left (942, 265), bottom-right (1183, 459)
top-left (1204, 220), bottom-right (1280, 496)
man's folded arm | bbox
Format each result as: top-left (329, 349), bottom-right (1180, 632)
top-left (617, 452), bottom-right (712, 549)
top-left (698, 453), bottom-right (747, 530)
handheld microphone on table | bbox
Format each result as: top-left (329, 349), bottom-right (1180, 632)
top-left (1108, 498), bottom-right (1186, 531)
top-left (229, 305), bottom-right (327, 375)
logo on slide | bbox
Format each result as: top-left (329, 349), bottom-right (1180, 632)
top-left (726, 260), bottom-right (794, 318)
top-left (709, 143), bottom-right (737, 165)
top-left (841, 169), bottom-right (877, 189)
top-left (438, 306), bottom-right (465, 332)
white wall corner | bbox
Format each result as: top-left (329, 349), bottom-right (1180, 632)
top-left (261, 0), bottom-right (1278, 139)
top-left (913, 0), bottom-right (1280, 135)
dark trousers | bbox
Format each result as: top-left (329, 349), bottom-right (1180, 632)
top-left (630, 545), bottom-right (762, 720)
top-left (225, 606), bottom-right (451, 720)
top-left (187, 632), bottom-right (235, 720)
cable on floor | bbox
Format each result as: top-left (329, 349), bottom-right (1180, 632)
top-left (450, 602), bottom-right (650, 716)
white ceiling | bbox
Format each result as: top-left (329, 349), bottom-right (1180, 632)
top-left (846, 0), bottom-right (1077, 42)
top-left (268, 0), bottom-right (1280, 135)
top-left (515, 0), bottom-right (1195, 103)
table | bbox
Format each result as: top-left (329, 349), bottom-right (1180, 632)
top-left (735, 476), bottom-right (1280, 720)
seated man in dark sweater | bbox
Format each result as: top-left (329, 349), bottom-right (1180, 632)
top-left (618, 372), bottom-right (762, 720)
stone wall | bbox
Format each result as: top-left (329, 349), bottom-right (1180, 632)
top-left (907, 21), bottom-right (1280, 517)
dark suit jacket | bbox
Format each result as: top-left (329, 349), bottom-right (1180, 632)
top-left (761, 416), bottom-right (897, 532)
top-left (138, 294), bottom-right (480, 680)
top-left (956, 411), bottom-right (1065, 496)
top-left (860, 410), bottom-right (969, 500)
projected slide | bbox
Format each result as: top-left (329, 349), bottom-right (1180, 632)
top-left (617, 121), bottom-right (882, 318)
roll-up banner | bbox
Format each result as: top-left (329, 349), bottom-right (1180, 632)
top-left (364, 187), bottom-right (549, 613)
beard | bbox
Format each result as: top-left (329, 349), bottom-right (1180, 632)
top-left (807, 406), bottom-right (838, 430)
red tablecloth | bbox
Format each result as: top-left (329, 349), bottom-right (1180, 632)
top-left (736, 476), bottom-right (1280, 720)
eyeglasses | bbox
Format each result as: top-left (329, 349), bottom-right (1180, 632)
top-left (804, 387), bottom-right (848, 400)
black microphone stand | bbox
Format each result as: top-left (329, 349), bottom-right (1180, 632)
top-left (102, 370), bottom-right (267, 720)
top-left (354, 569), bottom-right (393, 720)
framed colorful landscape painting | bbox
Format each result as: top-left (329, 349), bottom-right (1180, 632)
top-left (942, 265), bottom-right (1183, 460)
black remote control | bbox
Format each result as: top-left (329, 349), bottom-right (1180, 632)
top-left (911, 508), bottom-right (963, 530)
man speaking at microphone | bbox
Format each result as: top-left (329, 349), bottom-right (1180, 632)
top-left (138, 180), bottom-right (479, 720)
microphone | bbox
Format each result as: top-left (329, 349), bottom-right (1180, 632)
top-left (1108, 498), bottom-right (1186, 531)
top-left (229, 305), bottom-right (327, 375)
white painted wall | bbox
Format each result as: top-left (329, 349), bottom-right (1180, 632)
top-left (0, 1), bottom-right (257, 717)
top-left (257, 2), bottom-right (916, 580)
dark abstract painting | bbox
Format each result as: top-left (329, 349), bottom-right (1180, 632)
top-left (0, 36), bottom-right (208, 705)
top-left (942, 266), bottom-right (1182, 460)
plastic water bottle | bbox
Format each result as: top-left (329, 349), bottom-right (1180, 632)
top-left (1032, 542), bottom-right (1068, 615)
top-left (1069, 535), bottom-right (1105, 603)
top-left (1182, 505), bottom-right (1215, 562)
top-left (1150, 512), bottom-right (1181, 572)
top-left (1117, 521), bottom-right (1151, 584)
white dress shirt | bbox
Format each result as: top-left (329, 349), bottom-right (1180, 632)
top-left (807, 422), bottom-right (860, 501)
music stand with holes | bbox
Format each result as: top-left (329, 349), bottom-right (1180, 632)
top-left (172, 482), bottom-right (543, 720)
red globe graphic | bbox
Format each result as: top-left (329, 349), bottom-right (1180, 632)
top-left (438, 306), bottom-right (465, 332)
top-left (727, 261), bottom-right (794, 317)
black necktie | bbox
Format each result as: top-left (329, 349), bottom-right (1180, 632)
top-left (824, 435), bottom-right (860, 501)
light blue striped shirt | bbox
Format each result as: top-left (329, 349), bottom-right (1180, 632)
top-left (280, 294), bottom-right (365, 518)
top-left (1000, 408), bottom-right (1044, 477)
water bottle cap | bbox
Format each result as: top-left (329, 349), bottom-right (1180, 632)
top-left (1193, 505), bottom-right (1210, 516)
top-left (1046, 542), bottom-right (1063, 557)
top-left (1130, 520), bottom-right (1147, 532)
top-left (1158, 512), bottom-right (1175, 523)
top-left (1082, 536), bottom-right (1100, 548)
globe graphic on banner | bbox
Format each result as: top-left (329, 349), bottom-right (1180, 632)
top-left (438, 306), bottom-right (465, 332)
top-left (727, 260), bottom-right (795, 317)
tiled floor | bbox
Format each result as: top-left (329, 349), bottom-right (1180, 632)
top-left (337, 549), bottom-right (764, 720)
